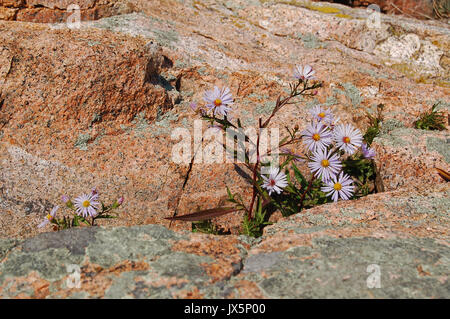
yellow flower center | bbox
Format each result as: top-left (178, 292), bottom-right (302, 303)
top-left (321, 159), bottom-right (330, 167)
top-left (318, 112), bottom-right (325, 118)
top-left (343, 136), bottom-right (350, 144)
top-left (46, 214), bottom-right (53, 221)
top-left (334, 182), bottom-right (342, 191)
top-left (214, 99), bottom-right (222, 106)
top-left (82, 200), bottom-right (91, 208)
top-left (312, 133), bottom-right (321, 141)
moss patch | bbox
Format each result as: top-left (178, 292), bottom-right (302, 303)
top-left (305, 4), bottom-right (340, 14)
top-left (335, 13), bottom-right (352, 19)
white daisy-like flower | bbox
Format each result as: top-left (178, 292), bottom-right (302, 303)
top-left (262, 166), bottom-right (288, 196)
top-left (74, 193), bottom-right (100, 218)
top-left (308, 149), bottom-right (342, 182)
top-left (321, 172), bottom-right (355, 202)
top-left (203, 86), bottom-right (233, 116)
top-left (333, 124), bottom-right (363, 155)
top-left (301, 122), bottom-right (333, 152)
top-left (293, 64), bottom-right (315, 81)
top-left (38, 206), bottom-right (59, 228)
top-left (310, 105), bottom-right (333, 124)
top-left (361, 143), bottom-right (376, 159)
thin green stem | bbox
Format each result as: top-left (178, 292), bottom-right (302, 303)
top-left (299, 176), bottom-right (315, 211)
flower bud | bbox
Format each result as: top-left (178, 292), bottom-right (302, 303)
top-left (112, 197), bottom-right (124, 209)
top-left (190, 102), bottom-right (198, 111)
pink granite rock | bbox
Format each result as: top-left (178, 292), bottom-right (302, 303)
top-left (372, 126), bottom-right (449, 192)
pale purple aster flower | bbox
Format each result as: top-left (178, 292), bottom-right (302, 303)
top-left (118, 197), bottom-right (124, 205)
top-left (310, 105), bottom-right (333, 124)
top-left (361, 143), bottom-right (376, 159)
top-left (262, 166), bottom-right (288, 196)
top-left (293, 64), bottom-right (315, 81)
top-left (333, 124), bottom-right (363, 155)
top-left (38, 206), bottom-right (59, 228)
top-left (203, 86), bottom-right (233, 116)
top-left (301, 122), bottom-right (333, 152)
top-left (61, 195), bottom-right (70, 203)
top-left (308, 149), bottom-right (342, 182)
top-left (321, 172), bottom-right (355, 202)
top-left (74, 193), bottom-right (100, 218)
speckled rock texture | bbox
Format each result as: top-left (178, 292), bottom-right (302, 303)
top-left (1, 185), bottom-right (448, 298)
top-left (0, 0), bottom-right (449, 298)
top-left (372, 127), bottom-right (449, 191)
top-left (0, 20), bottom-right (173, 127)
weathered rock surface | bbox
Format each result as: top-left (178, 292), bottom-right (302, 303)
top-left (1, 0), bottom-right (449, 240)
top-left (1, 1), bottom-right (441, 22)
top-left (1, 185), bottom-right (448, 298)
top-left (373, 127), bottom-right (449, 192)
top-left (0, 20), bottom-right (173, 127)
top-left (0, 0), bottom-right (135, 22)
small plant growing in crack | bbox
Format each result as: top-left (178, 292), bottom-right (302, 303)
top-left (37, 188), bottom-right (124, 230)
top-left (192, 220), bottom-right (231, 235)
top-left (414, 101), bottom-right (447, 131)
top-left (166, 64), bottom-right (377, 237)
